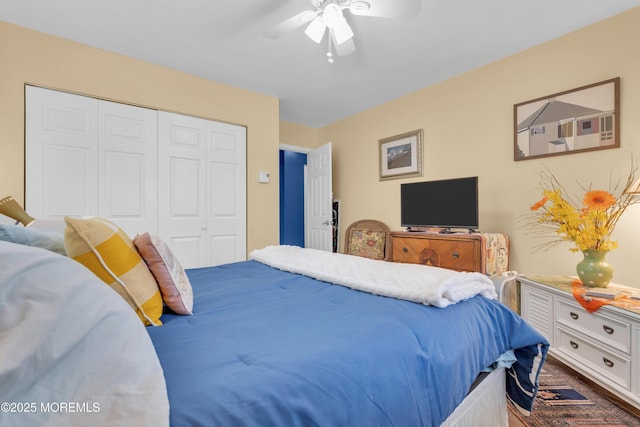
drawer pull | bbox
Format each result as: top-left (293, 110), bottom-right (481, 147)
top-left (603, 325), bottom-right (614, 335)
top-left (402, 247), bottom-right (408, 253)
top-left (570, 341), bottom-right (579, 349)
top-left (452, 251), bottom-right (459, 258)
top-left (569, 312), bottom-right (579, 320)
top-left (603, 357), bottom-right (614, 368)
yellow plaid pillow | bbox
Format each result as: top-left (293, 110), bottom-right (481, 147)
top-left (64, 217), bottom-right (163, 326)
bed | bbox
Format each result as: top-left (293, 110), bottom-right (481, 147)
top-left (0, 235), bottom-right (548, 427)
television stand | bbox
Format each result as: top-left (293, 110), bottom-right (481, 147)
top-left (439, 228), bottom-right (478, 234)
top-left (439, 228), bottom-right (454, 234)
top-left (406, 227), bottom-right (478, 234)
top-left (390, 231), bottom-right (509, 275)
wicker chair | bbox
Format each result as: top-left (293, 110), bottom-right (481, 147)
top-left (343, 219), bottom-right (391, 261)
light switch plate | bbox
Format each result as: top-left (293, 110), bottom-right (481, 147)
top-left (258, 171), bottom-right (270, 183)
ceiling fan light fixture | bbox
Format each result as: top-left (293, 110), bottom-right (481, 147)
top-left (332, 18), bottom-right (353, 45)
top-left (322, 3), bottom-right (343, 29)
top-left (304, 15), bottom-right (326, 43)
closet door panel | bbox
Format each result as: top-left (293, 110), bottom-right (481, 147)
top-left (43, 146), bottom-right (93, 216)
top-left (158, 111), bottom-right (207, 269)
top-left (210, 235), bottom-right (240, 266)
top-left (207, 121), bottom-right (247, 265)
top-left (99, 101), bottom-right (158, 237)
top-left (26, 86), bottom-right (98, 219)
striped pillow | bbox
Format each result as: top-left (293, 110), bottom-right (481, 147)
top-left (64, 217), bottom-right (163, 326)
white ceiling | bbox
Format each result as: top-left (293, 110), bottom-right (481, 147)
top-left (2, 0), bottom-right (640, 127)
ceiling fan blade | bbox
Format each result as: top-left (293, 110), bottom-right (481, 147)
top-left (264, 9), bottom-right (319, 38)
top-left (348, 0), bottom-right (421, 19)
top-left (333, 35), bottom-right (355, 56)
top-left (304, 15), bottom-right (326, 43)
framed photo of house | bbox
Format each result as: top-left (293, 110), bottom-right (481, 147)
top-left (379, 129), bottom-right (423, 180)
top-left (514, 77), bottom-right (619, 161)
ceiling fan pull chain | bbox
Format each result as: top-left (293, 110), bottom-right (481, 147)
top-left (327, 36), bottom-right (335, 63)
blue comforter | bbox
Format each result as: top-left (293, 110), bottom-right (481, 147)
top-left (148, 260), bottom-right (547, 426)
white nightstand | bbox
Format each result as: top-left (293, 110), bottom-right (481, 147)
top-left (519, 275), bottom-right (640, 410)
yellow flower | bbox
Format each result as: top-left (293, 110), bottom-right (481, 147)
top-left (524, 167), bottom-right (639, 252)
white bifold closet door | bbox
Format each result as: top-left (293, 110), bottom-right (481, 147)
top-left (25, 85), bottom-right (246, 268)
top-left (158, 111), bottom-right (246, 269)
top-left (25, 86), bottom-right (158, 237)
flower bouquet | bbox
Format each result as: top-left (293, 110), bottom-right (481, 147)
top-left (525, 166), bottom-right (639, 287)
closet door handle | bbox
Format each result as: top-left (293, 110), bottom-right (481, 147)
top-left (603, 325), bottom-right (614, 335)
top-left (570, 312), bottom-right (579, 320)
top-left (570, 341), bottom-right (579, 349)
top-left (603, 358), bottom-right (614, 368)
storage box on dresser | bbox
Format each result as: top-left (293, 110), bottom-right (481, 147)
top-left (389, 232), bottom-right (509, 275)
top-left (519, 276), bottom-right (640, 409)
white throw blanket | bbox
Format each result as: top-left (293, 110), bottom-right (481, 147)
top-left (249, 245), bottom-right (497, 307)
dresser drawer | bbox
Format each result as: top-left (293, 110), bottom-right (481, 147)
top-left (391, 236), bottom-right (480, 272)
top-left (556, 299), bottom-right (630, 353)
top-left (557, 329), bottom-right (630, 389)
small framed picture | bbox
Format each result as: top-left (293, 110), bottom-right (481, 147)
top-left (379, 129), bottom-right (423, 181)
top-left (514, 78), bottom-right (619, 161)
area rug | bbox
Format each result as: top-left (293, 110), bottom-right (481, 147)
top-left (508, 357), bottom-right (640, 426)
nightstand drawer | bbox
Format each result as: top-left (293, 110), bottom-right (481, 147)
top-left (556, 299), bottom-right (630, 353)
top-left (392, 236), bottom-right (479, 272)
top-left (557, 329), bottom-right (630, 389)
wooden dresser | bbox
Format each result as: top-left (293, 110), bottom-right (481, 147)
top-left (389, 231), bottom-right (509, 275)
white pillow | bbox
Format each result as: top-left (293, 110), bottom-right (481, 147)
top-left (0, 241), bottom-right (169, 427)
top-left (29, 219), bottom-right (67, 234)
top-left (0, 223), bottom-right (66, 255)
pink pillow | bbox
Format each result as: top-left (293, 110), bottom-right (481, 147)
top-left (134, 233), bottom-right (193, 315)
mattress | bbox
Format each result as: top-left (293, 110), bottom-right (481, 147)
top-left (147, 258), bottom-right (547, 426)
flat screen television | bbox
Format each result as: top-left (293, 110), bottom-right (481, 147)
top-left (400, 176), bottom-right (479, 232)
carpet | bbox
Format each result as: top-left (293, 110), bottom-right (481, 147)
top-left (509, 357), bottom-right (640, 426)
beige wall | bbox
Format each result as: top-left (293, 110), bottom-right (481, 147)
top-left (5, 9), bottom-right (640, 286)
top-left (0, 21), bottom-right (280, 254)
top-left (315, 8), bottom-right (640, 287)
top-left (280, 121), bottom-right (318, 149)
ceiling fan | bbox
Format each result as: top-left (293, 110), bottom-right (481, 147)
top-left (265, 0), bottom-right (421, 63)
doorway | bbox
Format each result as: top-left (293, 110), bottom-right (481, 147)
top-left (279, 149), bottom-right (307, 247)
top-left (279, 143), bottom-right (333, 251)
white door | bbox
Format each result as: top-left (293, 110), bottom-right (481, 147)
top-left (98, 100), bottom-right (158, 237)
top-left (158, 112), bottom-right (247, 268)
top-left (26, 86), bottom-right (157, 238)
top-left (158, 111), bottom-right (208, 269)
top-left (206, 121), bottom-right (247, 265)
top-left (26, 86), bottom-right (98, 219)
top-left (305, 142), bottom-right (333, 251)
top-left (26, 87), bottom-right (247, 269)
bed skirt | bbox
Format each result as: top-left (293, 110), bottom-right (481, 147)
top-left (441, 367), bottom-right (508, 427)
